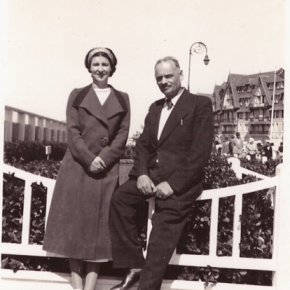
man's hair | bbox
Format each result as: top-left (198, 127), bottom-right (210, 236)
top-left (155, 56), bottom-right (180, 69)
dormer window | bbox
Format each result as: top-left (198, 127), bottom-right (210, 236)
top-left (268, 82), bottom-right (274, 90)
top-left (254, 96), bottom-right (261, 104)
top-left (276, 82), bottom-right (284, 89)
top-left (236, 86), bottom-right (242, 94)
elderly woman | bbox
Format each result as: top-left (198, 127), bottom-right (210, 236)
top-left (246, 137), bottom-right (257, 160)
top-left (43, 47), bottom-right (130, 290)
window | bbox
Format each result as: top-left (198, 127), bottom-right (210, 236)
top-left (270, 95), bottom-right (278, 103)
top-left (245, 98), bottom-right (249, 107)
top-left (268, 82), bottom-right (273, 90)
top-left (276, 82), bottom-right (284, 89)
top-left (254, 96), bottom-right (260, 104)
top-left (279, 93), bottom-right (284, 103)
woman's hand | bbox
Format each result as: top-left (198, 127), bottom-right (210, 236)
top-left (89, 156), bottom-right (106, 173)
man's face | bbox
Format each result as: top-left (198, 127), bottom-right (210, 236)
top-left (155, 61), bottom-right (183, 98)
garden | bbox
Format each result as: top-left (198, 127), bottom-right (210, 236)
top-left (1, 141), bottom-right (282, 286)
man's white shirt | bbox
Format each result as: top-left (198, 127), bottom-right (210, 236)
top-left (157, 89), bottom-right (184, 140)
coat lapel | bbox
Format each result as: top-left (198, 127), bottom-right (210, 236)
top-left (158, 91), bottom-right (193, 146)
top-left (78, 86), bottom-right (108, 126)
top-left (102, 87), bottom-right (126, 119)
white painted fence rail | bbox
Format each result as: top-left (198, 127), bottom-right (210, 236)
top-left (1, 158), bottom-right (284, 290)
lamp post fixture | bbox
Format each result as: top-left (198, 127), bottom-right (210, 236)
top-left (187, 42), bottom-right (210, 92)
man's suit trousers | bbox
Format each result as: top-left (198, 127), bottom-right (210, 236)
top-left (110, 174), bottom-right (194, 290)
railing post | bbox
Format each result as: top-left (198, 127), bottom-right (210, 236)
top-left (144, 197), bottom-right (155, 258)
top-left (227, 157), bottom-right (242, 179)
top-left (273, 163), bottom-right (290, 289)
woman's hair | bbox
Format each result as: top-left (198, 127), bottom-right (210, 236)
top-left (84, 47), bottom-right (117, 76)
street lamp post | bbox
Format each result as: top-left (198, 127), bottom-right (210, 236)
top-left (187, 42), bottom-right (210, 92)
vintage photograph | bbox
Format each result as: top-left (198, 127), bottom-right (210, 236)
top-left (1, 1), bottom-right (289, 289)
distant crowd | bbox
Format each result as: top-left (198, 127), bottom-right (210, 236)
top-left (212, 132), bottom-right (283, 163)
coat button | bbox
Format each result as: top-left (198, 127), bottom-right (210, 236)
top-left (102, 137), bottom-right (109, 143)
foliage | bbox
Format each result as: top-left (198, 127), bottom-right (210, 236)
top-left (29, 182), bottom-right (47, 244)
top-left (240, 189), bottom-right (274, 259)
top-left (4, 141), bottom-right (135, 164)
top-left (1, 152), bottom-right (281, 286)
top-left (178, 266), bottom-right (272, 286)
top-left (177, 154), bottom-right (278, 286)
top-left (2, 173), bottom-right (24, 243)
top-left (4, 141), bottom-right (68, 163)
top-left (178, 266), bottom-right (219, 287)
top-left (1, 255), bottom-right (69, 272)
top-left (120, 144), bottom-right (136, 160)
top-left (6, 160), bottom-right (61, 180)
top-left (240, 157), bottom-right (282, 177)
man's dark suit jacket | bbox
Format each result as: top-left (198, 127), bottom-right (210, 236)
top-left (129, 89), bottom-right (214, 201)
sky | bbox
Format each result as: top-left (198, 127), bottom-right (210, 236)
top-left (0, 0), bottom-right (287, 137)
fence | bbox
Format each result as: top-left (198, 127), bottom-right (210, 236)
top-left (0, 158), bottom-right (285, 290)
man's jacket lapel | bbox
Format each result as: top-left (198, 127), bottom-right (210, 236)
top-left (151, 99), bottom-right (164, 145)
top-left (158, 91), bottom-right (192, 146)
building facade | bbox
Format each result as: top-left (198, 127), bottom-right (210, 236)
top-left (212, 68), bottom-right (284, 146)
top-left (4, 106), bottom-right (67, 143)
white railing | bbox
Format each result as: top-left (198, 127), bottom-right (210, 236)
top-left (1, 158), bottom-right (283, 290)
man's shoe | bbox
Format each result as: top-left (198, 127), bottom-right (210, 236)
top-left (111, 270), bottom-right (141, 290)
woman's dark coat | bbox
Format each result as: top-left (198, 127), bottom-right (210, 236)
top-left (43, 85), bottom-right (130, 260)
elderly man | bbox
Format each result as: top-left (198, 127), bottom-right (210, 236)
top-left (109, 56), bottom-right (214, 290)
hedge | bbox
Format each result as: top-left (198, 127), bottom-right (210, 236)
top-left (4, 141), bottom-right (136, 164)
top-left (4, 141), bottom-right (68, 163)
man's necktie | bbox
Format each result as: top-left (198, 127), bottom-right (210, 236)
top-left (165, 98), bottom-right (173, 110)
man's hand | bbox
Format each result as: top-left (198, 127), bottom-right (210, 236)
top-left (137, 175), bottom-right (157, 195)
top-left (89, 156), bottom-right (106, 173)
top-left (155, 182), bottom-right (174, 199)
